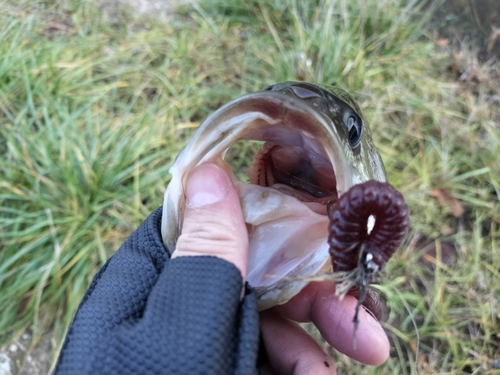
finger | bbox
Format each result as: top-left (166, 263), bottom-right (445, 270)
top-left (172, 163), bottom-right (248, 279)
top-left (260, 311), bottom-right (336, 375)
top-left (271, 282), bottom-right (390, 365)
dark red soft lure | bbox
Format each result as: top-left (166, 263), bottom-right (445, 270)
top-left (327, 180), bottom-right (409, 329)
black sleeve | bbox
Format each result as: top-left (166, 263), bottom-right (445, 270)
top-left (55, 207), bottom-right (260, 375)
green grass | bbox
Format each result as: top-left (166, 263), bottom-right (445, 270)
top-left (1, 0), bottom-right (499, 373)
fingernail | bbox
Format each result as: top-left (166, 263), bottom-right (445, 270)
top-left (186, 164), bottom-right (230, 207)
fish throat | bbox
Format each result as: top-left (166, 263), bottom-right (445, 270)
top-left (246, 141), bottom-right (339, 207)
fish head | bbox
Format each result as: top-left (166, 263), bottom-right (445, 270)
top-left (262, 82), bottom-right (386, 186)
top-left (161, 82), bottom-right (386, 309)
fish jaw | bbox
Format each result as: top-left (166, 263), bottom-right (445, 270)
top-left (161, 89), bottom-right (386, 309)
top-left (238, 182), bottom-right (332, 308)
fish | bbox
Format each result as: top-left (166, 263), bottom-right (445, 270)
top-left (160, 82), bottom-right (391, 310)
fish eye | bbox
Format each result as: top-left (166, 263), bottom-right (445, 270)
top-left (264, 85), bottom-right (274, 91)
top-left (346, 114), bottom-right (362, 148)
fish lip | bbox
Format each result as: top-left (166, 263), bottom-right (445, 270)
top-left (161, 91), bottom-right (354, 253)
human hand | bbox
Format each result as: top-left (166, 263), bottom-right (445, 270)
top-left (175, 163), bottom-right (389, 374)
top-left (55, 162), bottom-right (388, 375)
top-left (55, 162), bottom-right (256, 375)
top-left (259, 283), bottom-right (389, 374)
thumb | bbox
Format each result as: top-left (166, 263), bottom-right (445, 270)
top-left (172, 163), bottom-right (249, 280)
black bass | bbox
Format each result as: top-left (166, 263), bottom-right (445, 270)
top-left (161, 82), bottom-right (389, 309)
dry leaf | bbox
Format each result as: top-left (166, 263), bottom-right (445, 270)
top-left (414, 235), bottom-right (457, 270)
top-left (487, 27), bottom-right (500, 53)
top-left (48, 21), bottom-right (71, 31)
top-left (422, 241), bottom-right (457, 268)
top-left (436, 38), bottom-right (449, 47)
top-left (430, 189), bottom-right (464, 217)
top-left (409, 341), bottom-right (428, 366)
top-left (441, 225), bottom-right (454, 236)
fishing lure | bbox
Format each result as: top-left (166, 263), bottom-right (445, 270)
top-left (328, 180), bottom-right (410, 328)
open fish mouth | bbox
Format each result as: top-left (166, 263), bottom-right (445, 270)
top-left (246, 140), bottom-right (338, 213)
top-left (161, 82), bottom-right (387, 309)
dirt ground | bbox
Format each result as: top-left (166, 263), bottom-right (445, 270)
top-left (0, 333), bottom-right (53, 375)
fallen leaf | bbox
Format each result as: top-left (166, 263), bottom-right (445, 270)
top-left (430, 189), bottom-right (464, 217)
top-left (48, 21), bottom-right (71, 31)
top-left (423, 241), bottom-right (457, 268)
top-left (414, 235), bottom-right (457, 269)
top-left (436, 38), bottom-right (449, 47)
top-left (441, 225), bottom-right (454, 236)
top-left (409, 341), bottom-right (428, 366)
top-left (487, 27), bottom-right (500, 53)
